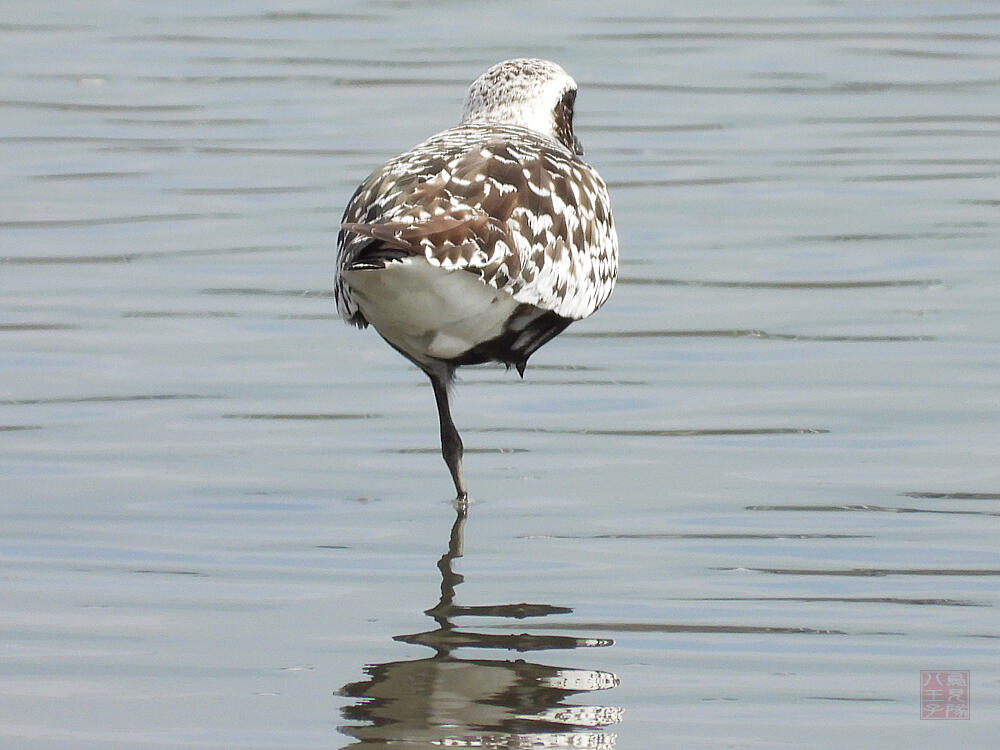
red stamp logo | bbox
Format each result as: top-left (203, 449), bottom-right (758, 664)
top-left (920, 670), bottom-right (969, 720)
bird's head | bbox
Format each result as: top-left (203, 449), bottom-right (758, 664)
top-left (461, 58), bottom-right (584, 155)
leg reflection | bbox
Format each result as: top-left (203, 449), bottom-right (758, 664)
top-left (338, 507), bottom-right (622, 748)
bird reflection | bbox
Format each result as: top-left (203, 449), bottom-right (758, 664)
top-left (338, 508), bottom-right (622, 748)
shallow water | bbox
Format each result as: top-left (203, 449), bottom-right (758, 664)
top-left (2, 1), bottom-right (999, 747)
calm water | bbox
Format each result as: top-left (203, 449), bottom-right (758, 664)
top-left (2, 1), bottom-right (999, 748)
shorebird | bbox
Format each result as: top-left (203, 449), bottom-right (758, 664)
top-left (335, 58), bottom-right (618, 501)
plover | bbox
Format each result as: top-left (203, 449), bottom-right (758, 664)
top-left (335, 58), bottom-right (618, 501)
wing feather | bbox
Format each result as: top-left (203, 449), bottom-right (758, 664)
top-left (335, 123), bottom-right (617, 323)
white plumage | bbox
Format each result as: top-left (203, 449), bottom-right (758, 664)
top-left (334, 58), bottom-right (619, 501)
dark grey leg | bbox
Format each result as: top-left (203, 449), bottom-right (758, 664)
top-left (429, 372), bottom-right (468, 502)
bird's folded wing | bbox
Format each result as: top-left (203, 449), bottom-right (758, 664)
top-left (339, 129), bottom-right (617, 320)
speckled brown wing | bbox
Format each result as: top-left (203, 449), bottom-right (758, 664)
top-left (335, 122), bottom-right (618, 327)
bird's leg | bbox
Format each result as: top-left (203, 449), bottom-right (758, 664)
top-left (428, 371), bottom-right (468, 503)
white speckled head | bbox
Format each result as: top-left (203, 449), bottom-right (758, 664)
top-left (461, 58), bottom-right (583, 154)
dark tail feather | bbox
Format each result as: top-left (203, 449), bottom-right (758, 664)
top-left (452, 307), bottom-right (572, 372)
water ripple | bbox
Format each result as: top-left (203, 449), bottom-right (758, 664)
top-left (748, 504), bottom-right (1000, 517)
top-left (727, 567), bottom-right (1000, 576)
top-left (567, 329), bottom-right (932, 342)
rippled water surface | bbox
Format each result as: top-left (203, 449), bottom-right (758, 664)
top-left (2, 1), bottom-right (999, 748)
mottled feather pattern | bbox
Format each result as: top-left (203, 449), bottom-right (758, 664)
top-left (335, 122), bottom-right (617, 325)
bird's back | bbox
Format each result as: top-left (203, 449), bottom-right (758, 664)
top-left (335, 122), bottom-right (618, 331)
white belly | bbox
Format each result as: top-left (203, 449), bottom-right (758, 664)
top-left (343, 257), bottom-right (520, 366)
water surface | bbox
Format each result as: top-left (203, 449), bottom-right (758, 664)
top-left (2, 1), bottom-right (999, 747)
